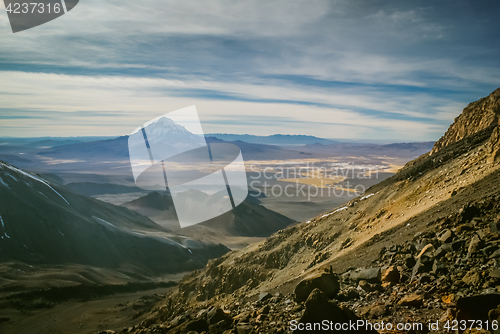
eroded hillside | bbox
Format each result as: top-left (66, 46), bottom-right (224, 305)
top-left (104, 88), bottom-right (500, 334)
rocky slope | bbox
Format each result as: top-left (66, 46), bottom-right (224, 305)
top-left (101, 88), bottom-right (500, 334)
top-left (432, 88), bottom-right (500, 156)
top-left (0, 161), bottom-right (229, 278)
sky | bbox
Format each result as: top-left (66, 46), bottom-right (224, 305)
top-left (0, 0), bottom-right (499, 141)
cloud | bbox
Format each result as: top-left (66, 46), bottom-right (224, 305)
top-left (0, 71), bottom-right (454, 140)
top-left (0, 0), bottom-right (499, 140)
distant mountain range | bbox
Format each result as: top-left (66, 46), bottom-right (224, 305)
top-left (0, 136), bottom-right (115, 148)
top-left (207, 134), bottom-right (340, 146)
top-left (31, 134), bottom-right (311, 163)
top-left (37, 136), bottom-right (131, 160)
top-left (0, 133), bottom-right (436, 170)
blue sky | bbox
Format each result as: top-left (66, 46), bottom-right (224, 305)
top-left (0, 0), bottom-right (499, 141)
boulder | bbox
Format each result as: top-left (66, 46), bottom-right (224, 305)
top-left (437, 229), bottom-right (453, 243)
top-left (170, 314), bottom-right (191, 327)
top-left (255, 314), bottom-right (267, 323)
top-left (358, 303), bottom-right (388, 319)
top-left (467, 235), bottom-right (482, 258)
top-left (490, 249), bottom-right (500, 258)
top-left (489, 219), bottom-right (500, 233)
top-left (432, 259), bottom-right (448, 275)
top-left (349, 267), bottom-right (381, 283)
top-left (196, 309), bottom-right (208, 319)
top-left (258, 292), bottom-right (272, 302)
top-left (337, 286), bottom-right (359, 300)
top-left (411, 255), bottom-right (433, 281)
top-left (233, 312), bottom-right (251, 324)
top-left (208, 319), bottom-right (232, 334)
top-left (398, 293), bottom-right (424, 307)
top-left (405, 254), bottom-right (416, 268)
top-left (207, 307), bottom-right (232, 326)
top-left (295, 289), bottom-right (377, 333)
top-left (419, 273), bottom-right (434, 284)
top-left (358, 280), bottom-right (372, 292)
top-left (457, 294), bottom-right (500, 322)
top-left (358, 280), bottom-right (382, 293)
top-left (490, 269), bottom-right (500, 279)
top-left (462, 270), bottom-right (482, 286)
top-left (259, 305), bottom-right (270, 315)
top-left (294, 273), bottom-right (340, 303)
top-left (183, 319), bottom-right (209, 333)
top-left (236, 324), bottom-right (254, 334)
top-left (381, 266), bottom-right (400, 283)
top-left (434, 244), bottom-right (453, 258)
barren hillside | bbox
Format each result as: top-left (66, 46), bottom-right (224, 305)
top-left (109, 88), bottom-right (500, 333)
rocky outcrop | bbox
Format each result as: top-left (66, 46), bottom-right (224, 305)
top-left (294, 272), bottom-right (339, 303)
top-left (487, 122), bottom-right (500, 163)
top-left (432, 88), bottom-right (500, 155)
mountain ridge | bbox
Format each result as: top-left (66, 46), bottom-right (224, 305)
top-left (432, 87), bottom-right (500, 156)
top-left (116, 87), bottom-right (500, 333)
top-left (207, 133), bottom-right (340, 146)
top-left (122, 191), bottom-right (296, 238)
top-left (0, 160), bottom-right (229, 277)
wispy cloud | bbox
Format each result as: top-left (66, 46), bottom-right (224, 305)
top-left (0, 0), bottom-right (499, 140)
